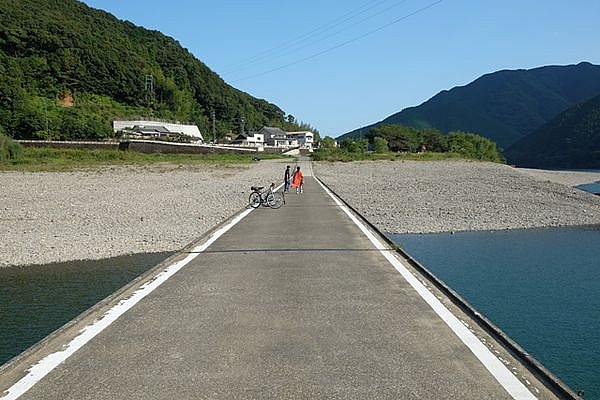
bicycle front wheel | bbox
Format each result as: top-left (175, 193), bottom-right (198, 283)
top-left (267, 192), bottom-right (284, 209)
top-left (249, 191), bottom-right (261, 208)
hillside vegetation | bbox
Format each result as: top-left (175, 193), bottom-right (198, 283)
top-left (505, 95), bottom-right (600, 169)
top-left (0, 0), bottom-right (310, 141)
top-left (340, 63), bottom-right (600, 150)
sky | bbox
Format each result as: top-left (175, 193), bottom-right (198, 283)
top-left (80, 0), bottom-right (600, 138)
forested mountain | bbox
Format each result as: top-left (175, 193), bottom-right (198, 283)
top-left (504, 95), bottom-right (600, 169)
top-left (339, 62), bottom-right (600, 150)
top-left (0, 0), bottom-right (290, 140)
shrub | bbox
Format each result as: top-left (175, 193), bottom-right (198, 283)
top-left (0, 130), bottom-right (23, 162)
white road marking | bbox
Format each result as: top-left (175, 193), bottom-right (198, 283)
top-left (2, 208), bottom-right (254, 400)
top-left (315, 177), bottom-right (538, 400)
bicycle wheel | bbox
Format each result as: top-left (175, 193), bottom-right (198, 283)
top-left (248, 191), bottom-right (261, 208)
top-left (267, 192), bottom-right (284, 209)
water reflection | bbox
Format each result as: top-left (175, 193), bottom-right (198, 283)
top-left (0, 252), bottom-right (173, 365)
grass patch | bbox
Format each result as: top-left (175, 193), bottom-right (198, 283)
top-left (0, 147), bottom-right (291, 172)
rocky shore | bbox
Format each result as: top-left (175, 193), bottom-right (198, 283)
top-left (3, 159), bottom-right (600, 267)
top-left (314, 160), bottom-right (600, 234)
top-left (0, 161), bottom-right (287, 267)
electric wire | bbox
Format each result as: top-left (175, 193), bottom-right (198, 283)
top-left (220, 0), bottom-right (390, 72)
top-left (224, 0), bottom-right (415, 74)
top-left (230, 0), bottom-right (443, 82)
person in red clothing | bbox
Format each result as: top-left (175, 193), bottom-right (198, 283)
top-left (290, 166), bottom-right (303, 194)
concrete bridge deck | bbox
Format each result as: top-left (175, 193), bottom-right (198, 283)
top-left (1, 161), bottom-right (569, 399)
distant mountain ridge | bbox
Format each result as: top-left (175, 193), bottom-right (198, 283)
top-left (504, 94), bottom-right (600, 169)
top-left (339, 62), bottom-right (600, 150)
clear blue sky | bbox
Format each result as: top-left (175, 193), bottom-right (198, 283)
top-left (81, 0), bottom-right (600, 138)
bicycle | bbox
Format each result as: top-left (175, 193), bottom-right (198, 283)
top-left (248, 183), bottom-right (285, 209)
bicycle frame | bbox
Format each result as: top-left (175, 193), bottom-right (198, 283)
top-left (248, 184), bottom-right (283, 209)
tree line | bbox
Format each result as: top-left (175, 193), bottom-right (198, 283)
top-left (317, 124), bottom-right (504, 162)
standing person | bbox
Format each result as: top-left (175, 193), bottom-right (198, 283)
top-left (284, 165), bottom-right (291, 192)
top-left (291, 166), bottom-right (303, 194)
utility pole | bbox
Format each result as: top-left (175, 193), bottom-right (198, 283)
top-left (144, 75), bottom-right (154, 118)
top-left (240, 115), bottom-right (245, 135)
top-left (211, 109), bottom-right (216, 143)
top-left (44, 98), bottom-right (48, 137)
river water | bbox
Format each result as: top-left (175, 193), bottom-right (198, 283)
top-left (0, 252), bottom-right (172, 366)
top-left (389, 226), bottom-right (600, 399)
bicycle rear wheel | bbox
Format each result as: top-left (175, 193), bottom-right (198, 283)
top-left (248, 191), bottom-right (261, 208)
top-left (267, 192), bottom-right (284, 209)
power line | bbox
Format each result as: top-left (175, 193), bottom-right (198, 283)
top-left (224, 0), bottom-right (415, 75)
top-left (230, 0), bottom-right (443, 82)
top-left (221, 0), bottom-right (390, 73)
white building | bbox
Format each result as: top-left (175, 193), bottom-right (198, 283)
top-left (112, 120), bottom-right (203, 142)
top-left (232, 131), bottom-right (265, 146)
top-left (232, 127), bottom-right (315, 149)
top-left (287, 131), bottom-right (314, 149)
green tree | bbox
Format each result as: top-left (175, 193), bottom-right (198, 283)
top-left (372, 136), bottom-right (389, 153)
top-left (420, 129), bottom-right (448, 152)
top-left (319, 136), bottom-right (336, 149)
top-left (367, 124), bottom-right (446, 153)
top-left (59, 109), bottom-right (113, 140)
top-left (447, 131), bottom-right (504, 162)
top-left (340, 138), bottom-right (368, 153)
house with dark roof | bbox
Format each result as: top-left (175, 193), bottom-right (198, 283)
top-left (131, 125), bottom-right (171, 136)
top-left (232, 131), bottom-right (264, 146)
top-left (260, 127), bottom-right (295, 147)
top-left (113, 120), bottom-right (203, 142)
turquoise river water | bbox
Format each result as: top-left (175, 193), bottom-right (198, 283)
top-left (389, 226), bottom-right (600, 399)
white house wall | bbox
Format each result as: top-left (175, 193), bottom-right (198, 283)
top-left (113, 120), bottom-right (203, 141)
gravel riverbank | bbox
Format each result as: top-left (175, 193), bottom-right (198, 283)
top-left (314, 160), bottom-right (600, 234)
top-left (3, 159), bottom-right (600, 267)
top-left (0, 160), bottom-right (287, 267)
